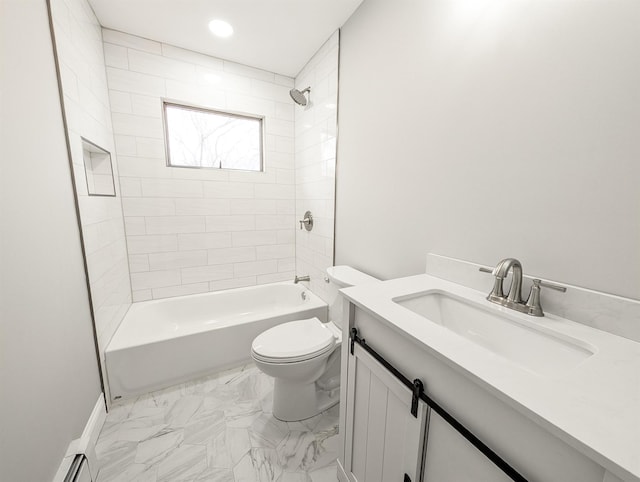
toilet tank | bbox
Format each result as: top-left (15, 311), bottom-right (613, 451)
top-left (326, 266), bottom-right (379, 328)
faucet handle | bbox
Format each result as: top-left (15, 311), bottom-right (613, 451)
top-left (537, 280), bottom-right (567, 293)
top-left (525, 279), bottom-right (567, 317)
top-left (298, 211), bottom-right (313, 231)
top-left (525, 279), bottom-right (544, 317)
top-left (480, 266), bottom-right (505, 302)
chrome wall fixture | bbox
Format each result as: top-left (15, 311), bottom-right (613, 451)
top-left (289, 87), bottom-right (311, 106)
top-left (299, 211), bottom-right (313, 231)
top-left (480, 258), bottom-right (567, 317)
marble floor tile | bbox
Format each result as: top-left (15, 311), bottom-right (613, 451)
top-left (234, 448), bottom-right (282, 482)
top-left (248, 413), bottom-right (289, 448)
top-left (225, 399), bottom-right (263, 428)
top-left (226, 426), bottom-right (253, 466)
top-left (207, 432), bottom-right (234, 469)
top-left (104, 403), bottom-right (133, 423)
top-left (184, 410), bottom-right (226, 445)
top-left (277, 431), bottom-right (321, 472)
top-left (166, 395), bottom-right (204, 429)
top-left (95, 364), bottom-right (340, 482)
top-left (279, 473), bottom-right (311, 482)
top-left (96, 462), bottom-right (158, 482)
top-left (135, 430), bottom-right (184, 466)
top-left (308, 465), bottom-right (340, 482)
top-left (195, 466), bottom-right (235, 481)
top-left (117, 417), bottom-right (168, 443)
top-left (156, 444), bottom-right (208, 481)
top-left (95, 440), bottom-right (139, 481)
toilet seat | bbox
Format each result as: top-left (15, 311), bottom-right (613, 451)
top-left (251, 318), bottom-right (337, 364)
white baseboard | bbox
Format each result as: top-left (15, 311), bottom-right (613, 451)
top-left (337, 459), bottom-right (350, 482)
top-left (52, 394), bottom-right (106, 482)
top-left (52, 456), bottom-right (74, 482)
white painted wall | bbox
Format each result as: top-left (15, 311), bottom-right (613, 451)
top-left (0, 1), bottom-right (102, 480)
top-left (295, 31), bottom-right (340, 302)
top-left (336, 0), bottom-right (640, 300)
top-left (50, 0), bottom-right (132, 400)
top-left (102, 29), bottom-right (297, 301)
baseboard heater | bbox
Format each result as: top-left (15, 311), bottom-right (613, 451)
top-left (63, 454), bottom-right (92, 482)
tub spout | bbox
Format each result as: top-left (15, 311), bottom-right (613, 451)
top-left (294, 275), bottom-right (310, 284)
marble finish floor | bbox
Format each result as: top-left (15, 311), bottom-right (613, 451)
top-left (95, 364), bottom-right (339, 482)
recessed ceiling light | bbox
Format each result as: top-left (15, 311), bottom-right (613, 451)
top-left (208, 19), bottom-right (233, 38)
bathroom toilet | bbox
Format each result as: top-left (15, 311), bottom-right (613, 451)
top-left (251, 266), bottom-right (379, 421)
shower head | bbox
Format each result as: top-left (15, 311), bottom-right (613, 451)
top-left (289, 87), bottom-right (311, 106)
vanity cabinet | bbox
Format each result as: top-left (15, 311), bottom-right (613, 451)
top-left (338, 305), bottom-right (614, 482)
top-left (342, 337), bottom-right (511, 482)
top-left (422, 412), bottom-right (512, 481)
top-left (342, 342), bottom-right (428, 481)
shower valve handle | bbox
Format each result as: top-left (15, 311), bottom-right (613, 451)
top-left (299, 211), bottom-right (313, 231)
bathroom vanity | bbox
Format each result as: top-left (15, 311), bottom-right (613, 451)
top-left (336, 261), bottom-right (640, 482)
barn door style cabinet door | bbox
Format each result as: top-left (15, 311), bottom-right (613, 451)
top-left (342, 342), bottom-right (429, 482)
top-left (421, 412), bottom-right (513, 482)
top-left (342, 333), bottom-right (521, 482)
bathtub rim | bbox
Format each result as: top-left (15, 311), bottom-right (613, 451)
top-left (106, 281), bottom-right (325, 352)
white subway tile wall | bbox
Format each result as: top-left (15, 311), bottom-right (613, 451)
top-left (295, 32), bottom-right (340, 303)
top-left (102, 29), bottom-right (297, 300)
top-left (50, 0), bottom-right (132, 397)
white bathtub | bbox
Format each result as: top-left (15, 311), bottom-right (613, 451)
top-left (105, 282), bottom-right (327, 401)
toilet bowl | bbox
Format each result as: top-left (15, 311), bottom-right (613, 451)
top-left (251, 266), bottom-right (378, 421)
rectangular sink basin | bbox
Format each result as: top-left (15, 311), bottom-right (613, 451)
top-left (393, 290), bottom-right (595, 378)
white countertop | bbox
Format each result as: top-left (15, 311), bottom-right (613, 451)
top-left (341, 274), bottom-right (640, 482)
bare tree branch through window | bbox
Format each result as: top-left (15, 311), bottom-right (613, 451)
top-left (164, 103), bottom-right (262, 171)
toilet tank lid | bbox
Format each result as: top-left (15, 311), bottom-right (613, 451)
top-left (326, 266), bottom-right (379, 287)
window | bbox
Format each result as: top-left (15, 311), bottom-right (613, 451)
top-left (163, 102), bottom-right (263, 171)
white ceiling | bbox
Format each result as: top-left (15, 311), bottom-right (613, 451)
top-left (87, 0), bottom-right (363, 78)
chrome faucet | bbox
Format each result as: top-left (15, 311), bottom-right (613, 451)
top-left (488, 258), bottom-right (523, 308)
top-left (482, 258), bottom-right (566, 316)
top-left (294, 275), bottom-right (310, 284)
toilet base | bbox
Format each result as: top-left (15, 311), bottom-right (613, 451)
top-left (272, 378), bottom-right (340, 422)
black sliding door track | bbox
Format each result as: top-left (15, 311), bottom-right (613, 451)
top-left (350, 328), bottom-right (528, 482)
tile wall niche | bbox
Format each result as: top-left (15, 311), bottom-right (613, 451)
top-left (50, 0), bottom-right (132, 395)
top-left (102, 29), bottom-right (297, 301)
top-left (294, 32), bottom-right (340, 302)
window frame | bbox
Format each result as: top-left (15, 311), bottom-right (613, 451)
top-left (162, 100), bottom-right (265, 172)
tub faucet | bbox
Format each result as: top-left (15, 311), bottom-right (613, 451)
top-left (294, 275), bottom-right (310, 284)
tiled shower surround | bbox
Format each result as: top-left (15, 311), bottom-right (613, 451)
top-left (102, 29), bottom-right (298, 301)
top-left (95, 364), bottom-right (339, 481)
top-left (294, 33), bottom-right (339, 303)
top-left (51, 0), bottom-right (341, 421)
top-left (50, 0), bottom-right (132, 390)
